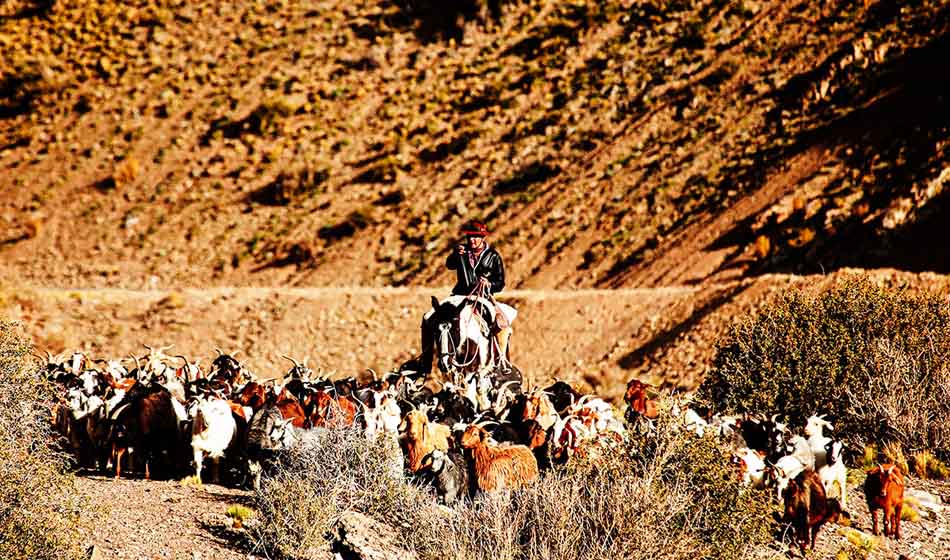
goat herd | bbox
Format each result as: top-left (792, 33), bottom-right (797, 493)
top-left (46, 346), bottom-right (907, 555)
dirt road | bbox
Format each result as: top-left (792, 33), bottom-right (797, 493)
top-left (3, 271), bottom-right (908, 400)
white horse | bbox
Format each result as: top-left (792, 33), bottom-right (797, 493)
top-left (430, 296), bottom-right (516, 375)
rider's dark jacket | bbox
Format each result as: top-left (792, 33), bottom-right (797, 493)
top-left (446, 245), bottom-right (505, 296)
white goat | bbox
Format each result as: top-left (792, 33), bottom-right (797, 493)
top-left (805, 414), bottom-right (834, 469)
top-left (734, 447), bottom-right (767, 489)
top-left (683, 408), bottom-right (709, 436)
top-left (818, 440), bottom-right (847, 511)
top-left (772, 454), bottom-right (807, 501)
top-left (191, 398), bottom-right (236, 483)
top-left (786, 434), bottom-right (817, 470)
top-left (363, 392), bottom-right (401, 438)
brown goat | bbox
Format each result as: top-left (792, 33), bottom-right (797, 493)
top-left (864, 464), bottom-right (904, 539)
top-left (311, 391), bottom-right (358, 428)
top-left (401, 409), bottom-right (452, 473)
top-left (110, 387), bottom-right (183, 480)
top-left (460, 424), bottom-right (539, 493)
top-left (273, 390), bottom-right (307, 428)
top-left (235, 381), bottom-right (268, 412)
top-left (623, 379), bottom-right (658, 419)
top-left (782, 468), bottom-right (841, 554)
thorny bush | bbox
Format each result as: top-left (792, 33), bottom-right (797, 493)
top-left (699, 275), bottom-right (950, 458)
top-left (252, 404), bottom-right (777, 560)
top-left (0, 322), bottom-right (88, 560)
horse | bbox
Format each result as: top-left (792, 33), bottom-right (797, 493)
top-left (426, 296), bottom-right (524, 399)
top-left (428, 296), bottom-right (495, 375)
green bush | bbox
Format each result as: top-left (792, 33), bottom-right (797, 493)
top-left (0, 322), bottom-right (88, 560)
top-left (253, 403), bottom-right (777, 560)
top-left (698, 275), bottom-right (950, 457)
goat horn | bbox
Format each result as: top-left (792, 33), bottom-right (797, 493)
top-left (368, 368), bottom-right (378, 381)
top-left (160, 344), bottom-right (174, 352)
top-left (497, 380), bottom-right (518, 392)
top-left (214, 348), bottom-right (223, 357)
top-left (475, 420), bottom-right (498, 428)
top-left (280, 354), bottom-right (301, 368)
top-left (175, 355), bottom-right (189, 364)
top-left (143, 343), bottom-right (153, 351)
top-left (129, 354), bottom-right (141, 370)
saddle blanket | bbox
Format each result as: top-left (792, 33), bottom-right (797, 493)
top-left (424, 295), bottom-right (517, 325)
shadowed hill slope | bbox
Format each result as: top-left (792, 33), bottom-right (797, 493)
top-left (2, 0), bottom-right (949, 289)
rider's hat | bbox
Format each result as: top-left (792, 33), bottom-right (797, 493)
top-left (461, 221), bottom-right (490, 237)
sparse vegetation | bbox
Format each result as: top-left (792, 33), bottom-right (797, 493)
top-left (225, 504), bottom-right (253, 529)
top-left (253, 404), bottom-right (775, 560)
top-left (700, 276), bottom-right (950, 458)
top-left (0, 322), bottom-right (88, 560)
top-left (910, 451), bottom-right (950, 480)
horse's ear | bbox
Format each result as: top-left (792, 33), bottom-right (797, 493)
top-left (431, 296), bottom-right (440, 311)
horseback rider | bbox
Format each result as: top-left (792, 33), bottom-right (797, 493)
top-left (416, 221), bottom-right (514, 375)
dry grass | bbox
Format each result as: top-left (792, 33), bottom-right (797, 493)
top-left (112, 157), bottom-right (140, 188)
top-left (910, 450), bottom-right (950, 480)
top-left (0, 322), bottom-right (88, 560)
top-left (252, 404), bottom-right (777, 560)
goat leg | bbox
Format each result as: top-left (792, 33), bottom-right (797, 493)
top-left (114, 446), bottom-right (125, 479)
top-left (893, 506), bottom-right (902, 539)
top-left (870, 509), bottom-right (879, 535)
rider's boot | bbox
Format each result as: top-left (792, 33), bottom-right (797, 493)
top-left (416, 319), bottom-right (434, 375)
top-left (495, 327), bottom-right (512, 364)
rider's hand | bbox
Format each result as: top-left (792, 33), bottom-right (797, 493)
top-left (457, 244), bottom-right (467, 255)
top-left (477, 276), bottom-right (490, 290)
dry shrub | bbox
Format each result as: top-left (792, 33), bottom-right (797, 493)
top-left (24, 215), bottom-right (43, 239)
top-left (699, 276), bottom-right (950, 458)
top-left (753, 235), bottom-right (771, 258)
top-left (880, 441), bottom-right (909, 477)
top-left (0, 322), bottom-right (88, 560)
top-left (113, 157), bottom-right (139, 187)
top-left (253, 403), bottom-right (777, 560)
top-left (910, 451), bottom-right (950, 480)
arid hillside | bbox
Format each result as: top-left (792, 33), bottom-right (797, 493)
top-left (2, 0), bottom-right (949, 290)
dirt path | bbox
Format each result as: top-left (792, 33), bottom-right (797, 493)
top-left (7, 269), bottom-right (945, 400)
top-left (77, 475), bottom-right (254, 560)
top-left (795, 477), bottom-right (950, 560)
top-left (4, 278), bottom-right (802, 401)
top-left (71, 457), bottom-right (950, 559)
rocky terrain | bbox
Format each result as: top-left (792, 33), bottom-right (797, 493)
top-left (4, 0), bottom-right (950, 558)
top-left (1, 0), bottom-right (949, 291)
